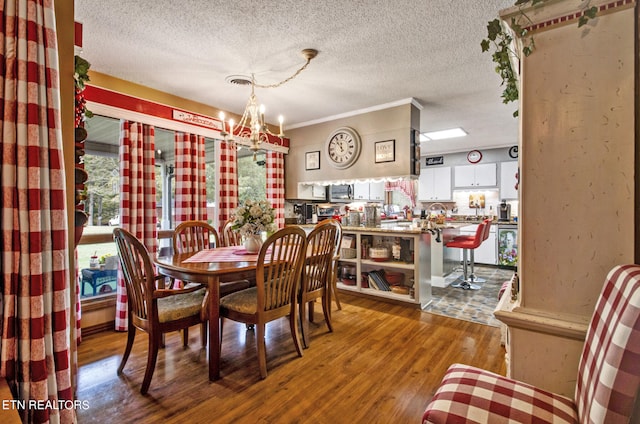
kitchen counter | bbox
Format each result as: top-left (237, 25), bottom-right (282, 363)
top-left (347, 223), bottom-right (464, 295)
top-left (292, 222), bottom-right (468, 234)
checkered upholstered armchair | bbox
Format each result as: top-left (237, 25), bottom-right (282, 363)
top-left (423, 264), bottom-right (640, 424)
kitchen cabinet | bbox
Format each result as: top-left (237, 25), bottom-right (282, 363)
top-left (458, 224), bottom-right (497, 265)
top-left (418, 166), bottom-right (451, 201)
top-left (369, 182), bottom-right (385, 201)
top-left (312, 185), bottom-right (327, 199)
top-left (353, 182), bottom-right (385, 201)
top-left (294, 183), bottom-right (327, 200)
top-left (353, 182), bottom-right (370, 200)
top-left (336, 228), bottom-right (431, 308)
top-left (500, 161), bottom-right (518, 200)
top-left (454, 163), bottom-right (497, 187)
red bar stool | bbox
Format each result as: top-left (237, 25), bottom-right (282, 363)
top-left (446, 220), bottom-right (489, 290)
top-left (459, 219), bottom-right (492, 283)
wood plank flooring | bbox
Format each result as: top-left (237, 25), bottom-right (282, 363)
top-left (76, 294), bottom-right (506, 424)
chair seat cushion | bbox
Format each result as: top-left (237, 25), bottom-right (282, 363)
top-left (446, 238), bottom-right (480, 249)
top-left (220, 287), bottom-right (258, 314)
top-left (157, 288), bottom-right (206, 323)
top-left (423, 364), bottom-right (578, 424)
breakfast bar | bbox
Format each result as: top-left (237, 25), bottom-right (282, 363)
top-left (333, 223), bottom-right (464, 309)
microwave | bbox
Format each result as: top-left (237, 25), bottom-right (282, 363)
top-left (330, 184), bottom-right (353, 202)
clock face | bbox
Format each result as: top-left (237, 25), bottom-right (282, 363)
top-left (467, 150), bottom-right (482, 164)
top-left (325, 127), bottom-right (361, 169)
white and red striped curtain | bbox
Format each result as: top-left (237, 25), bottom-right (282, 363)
top-left (0, 1), bottom-right (75, 422)
top-left (174, 132), bottom-right (207, 224)
top-left (216, 140), bottom-right (238, 232)
top-left (115, 121), bottom-right (157, 331)
top-left (385, 180), bottom-right (416, 208)
top-left (266, 151), bottom-right (285, 229)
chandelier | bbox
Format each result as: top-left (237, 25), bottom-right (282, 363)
top-left (218, 48), bottom-right (318, 159)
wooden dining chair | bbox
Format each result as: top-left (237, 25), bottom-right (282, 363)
top-left (113, 228), bottom-right (207, 394)
top-left (221, 219), bottom-right (243, 247)
top-left (173, 220), bottom-right (252, 341)
top-left (219, 226), bottom-right (308, 378)
top-left (173, 220), bottom-right (219, 253)
top-left (299, 219), bottom-right (340, 348)
top-left (315, 219), bottom-right (344, 311)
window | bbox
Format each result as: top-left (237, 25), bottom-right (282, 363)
top-left (78, 152), bottom-right (120, 299)
top-left (237, 151), bottom-right (266, 203)
top-left (79, 116), bottom-right (222, 300)
top-left (79, 116), bottom-right (180, 300)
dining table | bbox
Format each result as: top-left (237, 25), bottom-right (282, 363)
top-left (153, 245), bottom-right (262, 381)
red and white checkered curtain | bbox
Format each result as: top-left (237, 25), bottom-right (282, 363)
top-left (385, 180), bottom-right (416, 208)
top-left (266, 151), bottom-right (285, 229)
top-left (0, 1), bottom-right (75, 422)
top-left (216, 140), bottom-right (238, 232)
top-left (174, 132), bottom-right (207, 224)
top-left (115, 121), bottom-right (157, 331)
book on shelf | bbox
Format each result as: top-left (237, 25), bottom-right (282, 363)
top-left (368, 275), bottom-right (379, 290)
top-left (367, 270), bottom-right (391, 291)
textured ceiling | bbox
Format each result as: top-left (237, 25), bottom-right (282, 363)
top-left (74, 0), bottom-right (519, 155)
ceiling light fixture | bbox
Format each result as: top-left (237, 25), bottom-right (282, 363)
top-left (422, 127), bottom-right (468, 141)
top-left (218, 48), bottom-right (319, 159)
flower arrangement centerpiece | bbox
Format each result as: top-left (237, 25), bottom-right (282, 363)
top-left (231, 200), bottom-right (276, 253)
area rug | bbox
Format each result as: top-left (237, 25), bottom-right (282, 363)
top-left (424, 266), bottom-right (514, 327)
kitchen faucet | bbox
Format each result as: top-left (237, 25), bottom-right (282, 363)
top-left (429, 202), bottom-right (448, 215)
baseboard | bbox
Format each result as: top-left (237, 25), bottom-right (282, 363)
top-left (81, 321), bottom-right (115, 337)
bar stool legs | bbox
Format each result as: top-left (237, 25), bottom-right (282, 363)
top-left (450, 248), bottom-right (481, 290)
top-left (467, 250), bottom-right (485, 284)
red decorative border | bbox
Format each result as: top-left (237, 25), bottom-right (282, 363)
top-left (74, 21), bottom-right (82, 47)
top-left (84, 85), bottom-right (289, 147)
top-left (524, 0), bottom-right (633, 32)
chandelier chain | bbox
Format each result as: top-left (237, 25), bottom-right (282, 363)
top-left (252, 58), bottom-right (313, 89)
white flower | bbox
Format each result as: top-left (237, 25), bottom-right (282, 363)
top-left (231, 200), bottom-right (276, 237)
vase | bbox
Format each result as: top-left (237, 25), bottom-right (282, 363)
top-left (244, 234), bottom-right (263, 254)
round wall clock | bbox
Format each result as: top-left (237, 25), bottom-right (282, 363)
top-left (325, 127), bottom-right (362, 169)
top-left (467, 150), bottom-right (482, 164)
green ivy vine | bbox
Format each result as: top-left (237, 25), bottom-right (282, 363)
top-left (74, 55), bottom-right (93, 126)
top-left (481, 0), bottom-right (598, 117)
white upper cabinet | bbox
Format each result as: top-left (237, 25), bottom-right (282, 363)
top-left (500, 161), bottom-right (519, 199)
top-left (295, 183), bottom-right (327, 200)
top-left (353, 182), bottom-right (385, 201)
top-left (454, 163), bottom-right (497, 187)
top-left (418, 166), bottom-right (451, 201)
top-left (368, 182), bottom-right (385, 201)
top-left (312, 185), bottom-right (327, 199)
top-left (353, 182), bottom-right (370, 200)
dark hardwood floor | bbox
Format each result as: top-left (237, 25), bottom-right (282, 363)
top-left (76, 293), bottom-right (506, 423)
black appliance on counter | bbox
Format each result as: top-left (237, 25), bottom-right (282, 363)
top-left (293, 203), bottom-right (317, 224)
top-left (498, 200), bottom-right (511, 222)
top-left (329, 184), bottom-right (353, 202)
